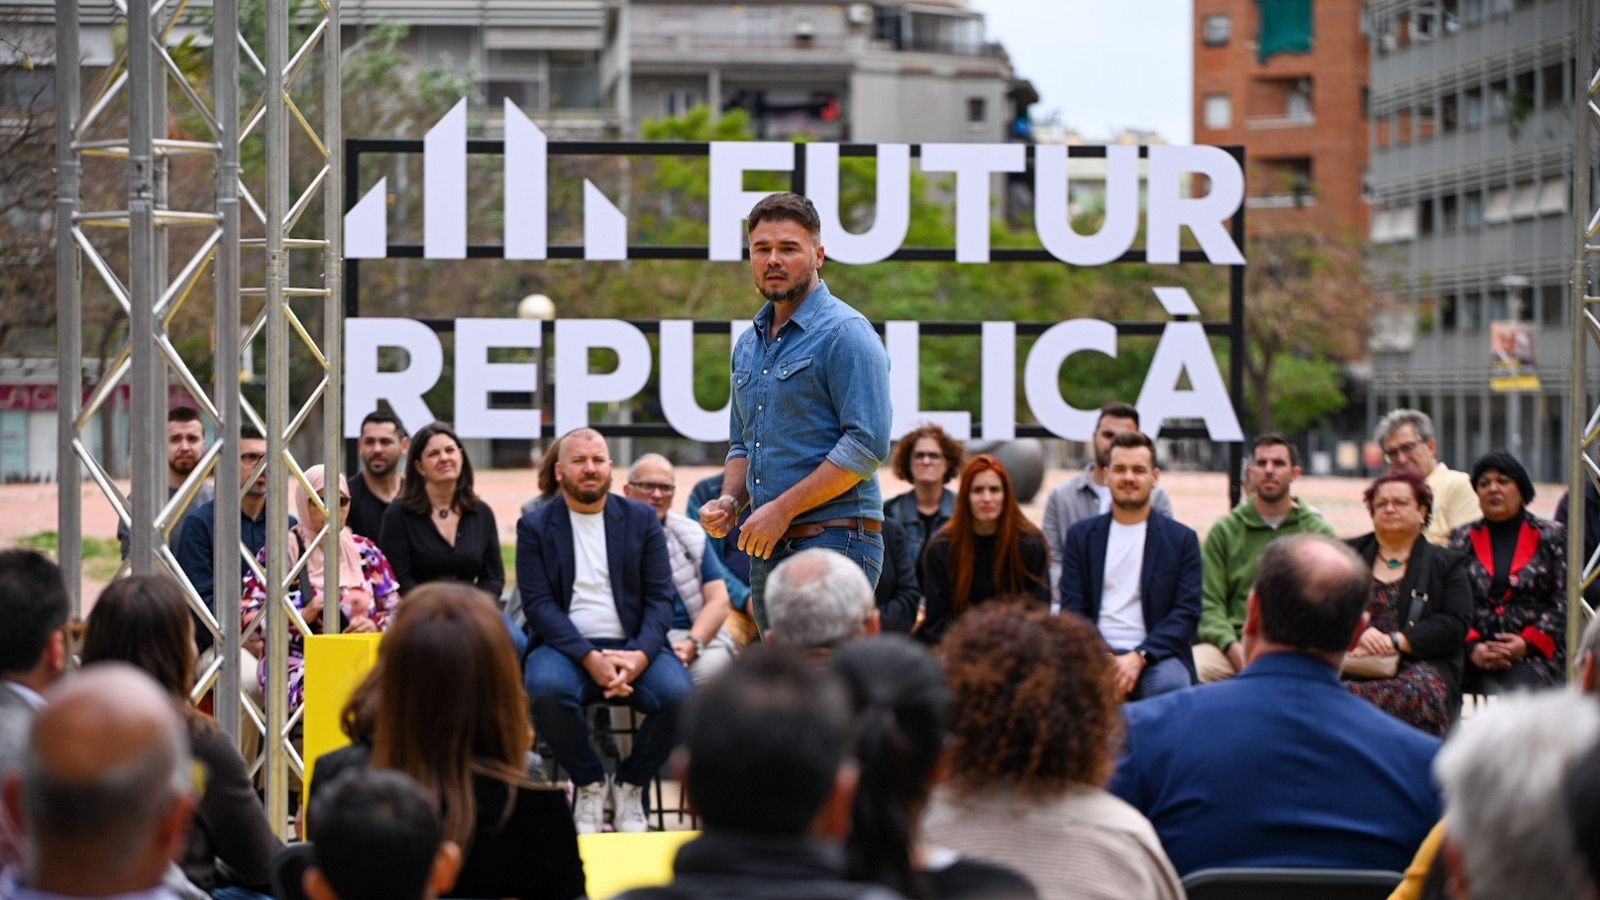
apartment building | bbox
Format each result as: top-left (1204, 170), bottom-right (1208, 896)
top-left (1365, 0), bottom-right (1582, 481)
top-left (1193, 0), bottom-right (1370, 236)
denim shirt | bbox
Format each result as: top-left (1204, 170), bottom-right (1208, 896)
top-left (728, 280), bottom-right (891, 524)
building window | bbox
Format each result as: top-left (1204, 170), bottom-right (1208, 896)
top-left (966, 97), bottom-right (987, 123)
top-left (1463, 87), bottom-right (1484, 127)
top-left (1542, 284), bottom-right (1566, 326)
top-left (1203, 93), bottom-right (1232, 129)
top-left (1542, 62), bottom-right (1567, 108)
top-left (1203, 15), bottom-right (1231, 45)
top-left (1464, 190), bottom-right (1484, 229)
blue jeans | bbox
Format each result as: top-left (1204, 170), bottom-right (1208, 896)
top-left (1118, 651), bottom-right (1192, 700)
top-left (524, 640), bottom-right (694, 787)
top-left (748, 523), bottom-right (884, 633)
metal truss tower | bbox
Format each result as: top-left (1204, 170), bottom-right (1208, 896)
top-left (1572, 0), bottom-right (1598, 668)
top-left (54, 0), bottom-right (342, 834)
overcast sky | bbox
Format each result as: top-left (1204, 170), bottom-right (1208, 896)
top-left (967, 0), bottom-right (1195, 143)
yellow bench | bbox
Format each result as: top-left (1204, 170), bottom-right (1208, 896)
top-left (578, 830), bottom-right (696, 898)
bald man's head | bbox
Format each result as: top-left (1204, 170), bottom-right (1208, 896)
top-left (1250, 534), bottom-right (1369, 655)
top-left (6, 663), bottom-right (194, 895)
top-left (765, 550), bottom-right (877, 650)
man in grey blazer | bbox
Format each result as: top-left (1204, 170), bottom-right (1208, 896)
top-left (1042, 402), bottom-right (1173, 606)
top-left (0, 548), bottom-right (71, 866)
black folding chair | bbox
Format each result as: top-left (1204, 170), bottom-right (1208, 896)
top-left (1182, 867), bottom-right (1405, 900)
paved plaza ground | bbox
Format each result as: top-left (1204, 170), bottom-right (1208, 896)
top-left (2, 465), bottom-right (1566, 611)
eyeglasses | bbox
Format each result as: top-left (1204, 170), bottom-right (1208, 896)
top-left (628, 481), bottom-right (675, 495)
top-left (911, 452), bottom-right (944, 462)
top-left (338, 496), bottom-right (351, 507)
top-left (1382, 440), bottom-right (1422, 462)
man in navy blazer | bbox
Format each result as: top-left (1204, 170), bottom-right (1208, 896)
top-left (1060, 431), bottom-right (1201, 698)
top-left (519, 428), bottom-right (694, 834)
top-left (1109, 534), bottom-right (1443, 876)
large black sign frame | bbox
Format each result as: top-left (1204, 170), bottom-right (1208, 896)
top-left (343, 139), bottom-right (1247, 503)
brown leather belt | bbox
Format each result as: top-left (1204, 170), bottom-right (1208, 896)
top-left (784, 517), bottom-right (883, 540)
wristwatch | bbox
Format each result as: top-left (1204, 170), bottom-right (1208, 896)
top-left (689, 635), bottom-right (706, 655)
top-left (1135, 648), bottom-right (1152, 665)
top-left (716, 494), bottom-right (740, 513)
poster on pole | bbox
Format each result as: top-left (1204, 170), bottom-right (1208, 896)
top-left (1489, 321), bottom-right (1540, 392)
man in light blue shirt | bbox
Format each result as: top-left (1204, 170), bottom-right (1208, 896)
top-left (698, 192), bottom-right (891, 633)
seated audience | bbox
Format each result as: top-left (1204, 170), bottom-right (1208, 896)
top-left (623, 454), bottom-right (738, 684)
top-left (1344, 470), bottom-right (1471, 734)
top-left (379, 422), bottom-right (504, 597)
top-left (883, 422), bottom-right (963, 568)
top-left (764, 548), bottom-right (880, 653)
top-left (518, 428), bottom-right (692, 835)
top-left (1448, 451), bottom-right (1568, 693)
top-left (685, 469), bottom-right (753, 619)
top-left (242, 464), bottom-right (399, 712)
top-left (873, 518), bottom-right (923, 634)
top-left (919, 455), bottom-right (1048, 643)
top-left (1042, 401), bottom-right (1175, 606)
top-left (1060, 432), bottom-right (1200, 699)
top-left (1565, 733), bottom-right (1600, 897)
top-left (614, 646), bottom-right (905, 900)
top-left (833, 635), bottom-right (1038, 899)
top-left (311, 583), bottom-right (584, 899)
top-left (303, 769), bottom-right (462, 900)
top-left (1197, 433), bottom-right (1335, 683)
top-left (0, 550), bottom-right (70, 870)
top-left (1374, 408), bottom-right (1480, 546)
top-left (519, 437), bottom-right (564, 518)
top-left (923, 605), bottom-right (1183, 900)
top-left (1435, 690), bottom-right (1599, 899)
top-left (0, 549), bottom-right (69, 779)
top-left (1, 664), bottom-right (197, 900)
top-left (346, 410), bottom-right (408, 542)
top-left (1110, 534), bottom-right (1442, 876)
top-left (81, 575), bottom-right (282, 896)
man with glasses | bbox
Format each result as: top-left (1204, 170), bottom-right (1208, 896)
top-left (1374, 409), bottom-right (1479, 546)
top-left (623, 454), bottom-right (737, 684)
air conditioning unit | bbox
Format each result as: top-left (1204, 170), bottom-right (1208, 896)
top-left (847, 3), bottom-right (872, 26)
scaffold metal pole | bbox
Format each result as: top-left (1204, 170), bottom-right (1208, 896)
top-left (1569, 0), bottom-right (1597, 673)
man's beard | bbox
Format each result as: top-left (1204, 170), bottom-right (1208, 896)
top-left (562, 473), bottom-right (612, 505)
top-left (757, 267), bottom-right (815, 303)
top-left (1112, 493), bottom-right (1149, 512)
top-left (364, 455), bottom-right (393, 476)
top-left (169, 457), bottom-right (197, 478)
top-left (1255, 483), bottom-right (1289, 503)
top-left (1095, 446), bottom-right (1111, 469)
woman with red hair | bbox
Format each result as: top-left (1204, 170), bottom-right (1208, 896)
top-left (918, 454), bottom-right (1049, 643)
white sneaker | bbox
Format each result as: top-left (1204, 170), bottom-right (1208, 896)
top-left (573, 779), bottom-right (608, 834)
top-left (612, 779), bottom-right (648, 833)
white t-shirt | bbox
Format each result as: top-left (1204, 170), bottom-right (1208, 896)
top-left (1091, 481), bottom-right (1112, 515)
top-left (567, 508), bottom-right (625, 640)
top-left (1098, 519), bottom-right (1148, 650)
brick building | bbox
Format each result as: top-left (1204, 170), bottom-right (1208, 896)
top-left (1192, 0), bottom-right (1370, 238)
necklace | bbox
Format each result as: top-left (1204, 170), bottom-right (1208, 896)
top-left (1380, 553), bottom-right (1407, 570)
top-left (435, 505), bottom-right (451, 520)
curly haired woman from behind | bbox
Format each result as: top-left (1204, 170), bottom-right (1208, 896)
top-left (922, 604), bottom-right (1183, 900)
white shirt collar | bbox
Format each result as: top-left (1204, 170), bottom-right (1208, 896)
top-left (1, 681), bottom-right (46, 712)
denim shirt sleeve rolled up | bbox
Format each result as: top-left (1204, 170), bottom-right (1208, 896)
top-left (727, 280), bottom-right (891, 524)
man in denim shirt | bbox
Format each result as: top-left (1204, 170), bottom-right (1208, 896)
top-left (698, 193), bottom-right (891, 632)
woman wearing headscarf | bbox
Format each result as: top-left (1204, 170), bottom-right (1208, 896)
top-left (242, 463), bottom-right (401, 711)
top-left (1448, 451), bottom-right (1568, 693)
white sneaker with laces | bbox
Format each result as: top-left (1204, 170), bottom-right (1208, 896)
top-left (612, 779), bottom-right (648, 833)
top-left (573, 779), bottom-right (608, 834)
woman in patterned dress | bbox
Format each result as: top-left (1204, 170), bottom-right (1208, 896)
top-left (241, 464), bottom-right (399, 711)
top-left (1449, 451), bottom-right (1567, 693)
top-left (1344, 470), bottom-right (1472, 734)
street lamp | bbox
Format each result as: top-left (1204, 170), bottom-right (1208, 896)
top-left (518, 294), bottom-right (557, 453)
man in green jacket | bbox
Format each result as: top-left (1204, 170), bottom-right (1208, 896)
top-left (1196, 433), bottom-right (1336, 682)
